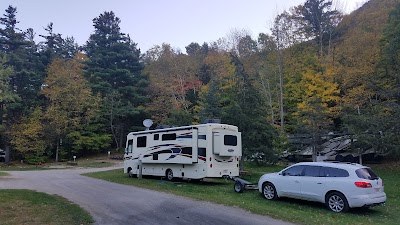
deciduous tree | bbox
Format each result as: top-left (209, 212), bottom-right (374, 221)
top-left (42, 55), bottom-right (104, 161)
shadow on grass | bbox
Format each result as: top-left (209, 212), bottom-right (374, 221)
top-left (134, 175), bottom-right (229, 187)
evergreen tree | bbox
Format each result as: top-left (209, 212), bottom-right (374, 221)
top-left (0, 6), bottom-right (43, 114)
top-left (0, 56), bottom-right (18, 163)
top-left (39, 22), bottom-right (78, 64)
top-left (0, 6), bottom-right (43, 163)
top-left (83, 11), bottom-right (148, 148)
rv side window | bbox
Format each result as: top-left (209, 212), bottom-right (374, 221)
top-left (162, 133), bottom-right (176, 141)
top-left (154, 134), bottom-right (159, 140)
top-left (137, 136), bottom-right (147, 147)
top-left (224, 135), bottom-right (237, 146)
top-left (127, 139), bottom-right (133, 153)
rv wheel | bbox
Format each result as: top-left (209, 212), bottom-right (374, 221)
top-left (128, 168), bottom-right (136, 178)
top-left (166, 169), bottom-right (174, 181)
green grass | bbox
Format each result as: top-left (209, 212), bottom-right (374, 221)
top-left (0, 158), bottom-right (118, 171)
top-left (75, 160), bottom-right (115, 168)
top-left (0, 189), bottom-right (93, 225)
top-left (84, 162), bottom-right (398, 225)
top-left (0, 171), bottom-right (9, 176)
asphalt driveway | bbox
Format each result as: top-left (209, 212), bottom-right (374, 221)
top-left (0, 166), bottom-right (296, 225)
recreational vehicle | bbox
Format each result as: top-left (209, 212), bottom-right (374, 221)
top-left (123, 123), bottom-right (242, 180)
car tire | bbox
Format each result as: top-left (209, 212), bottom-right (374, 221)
top-left (166, 169), bottom-right (174, 181)
top-left (326, 192), bottom-right (349, 213)
top-left (262, 182), bottom-right (277, 200)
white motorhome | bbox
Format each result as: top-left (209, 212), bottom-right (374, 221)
top-left (123, 123), bottom-right (242, 180)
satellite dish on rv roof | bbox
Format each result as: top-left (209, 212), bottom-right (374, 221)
top-left (143, 119), bottom-right (153, 129)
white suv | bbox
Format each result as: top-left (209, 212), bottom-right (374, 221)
top-left (258, 162), bottom-right (386, 212)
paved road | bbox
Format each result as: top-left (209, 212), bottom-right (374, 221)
top-left (0, 166), bottom-right (296, 225)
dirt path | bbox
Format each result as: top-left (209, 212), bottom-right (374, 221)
top-left (0, 166), bottom-right (296, 225)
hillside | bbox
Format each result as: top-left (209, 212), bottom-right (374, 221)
top-left (334, 0), bottom-right (400, 105)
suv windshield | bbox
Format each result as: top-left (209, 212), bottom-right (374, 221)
top-left (355, 168), bottom-right (378, 180)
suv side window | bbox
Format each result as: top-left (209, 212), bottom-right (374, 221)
top-left (283, 165), bottom-right (305, 176)
top-left (303, 166), bottom-right (321, 177)
top-left (320, 167), bottom-right (349, 177)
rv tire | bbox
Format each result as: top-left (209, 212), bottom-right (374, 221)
top-left (166, 169), bottom-right (174, 181)
top-left (128, 168), bottom-right (136, 178)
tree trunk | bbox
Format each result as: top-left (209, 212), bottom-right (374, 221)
top-left (5, 145), bottom-right (10, 164)
top-left (4, 122), bottom-right (11, 164)
top-left (55, 138), bottom-right (59, 162)
top-left (260, 75), bottom-right (275, 125)
top-left (277, 49), bottom-right (284, 133)
top-left (119, 125), bottom-right (124, 149)
top-left (109, 94), bottom-right (119, 148)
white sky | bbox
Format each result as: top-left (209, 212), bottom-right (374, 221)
top-left (0, 0), bottom-right (364, 53)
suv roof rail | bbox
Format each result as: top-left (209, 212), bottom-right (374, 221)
top-left (328, 161), bottom-right (358, 165)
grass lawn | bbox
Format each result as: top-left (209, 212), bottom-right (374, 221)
top-left (0, 155), bottom-right (118, 171)
top-left (0, 189), bottom-right (93, 225)
top-left (84, 162), bottom-right (399, 225)
top-left (0, 171), bottom-right (8, 176)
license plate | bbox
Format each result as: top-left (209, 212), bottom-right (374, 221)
top-left (374, 188), bottom-right (380, 192)
top-left (223, 169), bottom-right (228, 174)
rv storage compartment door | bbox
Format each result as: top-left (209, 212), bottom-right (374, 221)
top-left (213, 131), bottom-right (242, 156)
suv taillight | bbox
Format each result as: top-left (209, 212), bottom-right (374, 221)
top-left (355, 181), bottom-right (372, 188)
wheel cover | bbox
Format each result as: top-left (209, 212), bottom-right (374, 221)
top-left (328, 195), bottom-right (344, 212)
top-left (263, 185), bottom-right (275, 199)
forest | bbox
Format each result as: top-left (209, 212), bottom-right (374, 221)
top-left (0, 0), bottom-right (399, 164)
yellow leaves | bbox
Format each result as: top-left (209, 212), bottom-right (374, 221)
top-left (10, 108), bottom-right (46, 154)
top-left (203, 52), bottom-right (239, 94)
top-left (42, 56), bottom-right (100, 136)
top-left (302, 67), bottom-right (339, 98)
top-left (295, 65), bottom-right (341, 121)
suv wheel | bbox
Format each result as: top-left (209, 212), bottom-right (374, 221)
top-left (262, 182), bottom-right (277, 200)
top-left (326, 192), bottom-right (349, 213)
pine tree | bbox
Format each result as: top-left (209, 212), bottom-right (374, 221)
top-left (0, 6), bottom-right (43, 115)
top-left (83, 11), bottom-right (148, 148)
top-left (0, 6), bottom-right (43, 163)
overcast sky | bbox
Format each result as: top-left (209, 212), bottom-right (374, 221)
top-left (1, 0), bottom-right (365, 53)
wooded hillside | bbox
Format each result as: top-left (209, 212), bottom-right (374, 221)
top-left (1, 0), bottom-right (399, 164)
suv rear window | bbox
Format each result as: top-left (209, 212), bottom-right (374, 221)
top-left (356, 168), bottom-right (378, 180)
